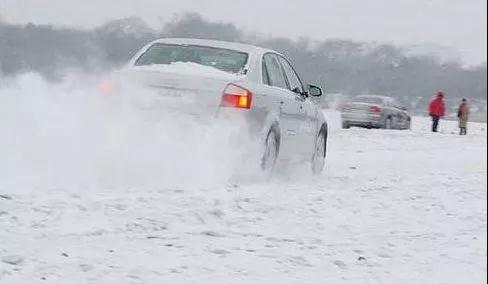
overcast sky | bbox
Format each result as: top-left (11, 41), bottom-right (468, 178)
top-left (1, 0), bottom-right (486, 65)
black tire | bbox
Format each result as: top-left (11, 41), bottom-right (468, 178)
top-left (342, 121), bottom-right (350, 129)
top-left (383, 117), bottom-right (393, 129)
top-left (260, 127), bottom-right (279, 174)
top-left (311, 127), bottom-right (327, 174)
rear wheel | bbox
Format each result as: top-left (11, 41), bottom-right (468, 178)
top-left (342, 121), bottom-right (350, 129)
top-left (261, 129), bottom-right (279, 174)
top-left (384, 117), bottom-right (392, 129)
top-left (311, 128), bottom-right (327, 174)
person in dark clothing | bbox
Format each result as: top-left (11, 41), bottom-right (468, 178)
top-left (457, 98), bottom-right (470, 135)
top-left (428, 91), bottom-right (446, 132)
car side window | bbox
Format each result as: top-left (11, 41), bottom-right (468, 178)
top-left (262, 54), bottom-right (288, 89)
top-left (262, 60), bottom-right (270, 85)
top-left (389, 99), bottom-right (400, 108)
top-left (391, 99), bottom-right (402, 109)
top-left (278, 56), bottom-right (304, 94)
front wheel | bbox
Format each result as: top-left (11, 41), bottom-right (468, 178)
top-left (384, 117), bottom-right (393, 129)
top-left (311, 128), bottom-right (327, 174)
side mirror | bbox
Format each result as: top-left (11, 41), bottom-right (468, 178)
top-left (292, 87), bottom-right (302, 95)
top-left (307, 84), bottom-right (323, 97)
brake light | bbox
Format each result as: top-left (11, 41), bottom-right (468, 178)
top-left (369, 105), bottom-right (382, 112)
top-left (98, 82), bottom-right (116, 94)
top-left (220, 83), bottom-right (253, 109)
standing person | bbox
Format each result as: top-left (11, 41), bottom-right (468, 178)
top-left (457, 98), bottom-right (470, 135)
top-left (428, 91), bottom-right (446, 132)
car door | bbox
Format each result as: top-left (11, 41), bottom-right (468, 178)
top-left (277, 55), bottom-right (316, 156)
top-left (262, 53), bottom-right (304, 156)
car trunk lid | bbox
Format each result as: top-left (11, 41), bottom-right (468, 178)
top-left (113, 63), bottom-right (245, 116)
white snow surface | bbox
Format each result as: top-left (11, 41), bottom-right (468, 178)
top-left (0, 74), bottom-right (487, 283)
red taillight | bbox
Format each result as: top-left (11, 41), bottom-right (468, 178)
top-left (98, 82), bottom-right (116, 94)
top-left (368, 105), bottom-right (382, 112)
top-left (220, 83), bottom-right (253, 109)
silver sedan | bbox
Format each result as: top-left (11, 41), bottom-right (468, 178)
top-left (102, 38), bottom-right (329, 174)
top-left (341, 95), bottom-right (411, 130)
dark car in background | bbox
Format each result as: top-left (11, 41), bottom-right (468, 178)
top-left (341, 95), bottom-right (411, 130)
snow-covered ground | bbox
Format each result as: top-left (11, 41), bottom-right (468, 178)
top-left (0, 75), bottom-right (487, 283)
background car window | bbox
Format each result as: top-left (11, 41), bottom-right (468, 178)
top-left (390, 99), bottom-right (402, 109)
top-left (278, 56), bottom-right (303, 93)
top-left (387, 98), bottom-right (397, 107)
top-left (263, 54), bottom-right (288, 89)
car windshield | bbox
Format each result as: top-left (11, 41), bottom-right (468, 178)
top-left (352, 96), bottom-right (385, 104)
top-left (134, 43), bottom-right (248, 74)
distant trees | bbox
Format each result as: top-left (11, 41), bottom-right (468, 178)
top-left (92, 17), bottom-right (155, 65)
top-left (0, 13), bottom-right (486, 115)
top-left (161, 13), bottom-right (243, 42)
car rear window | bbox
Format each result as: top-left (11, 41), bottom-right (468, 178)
top-left (352, 96), bottom-right (385, 104)
top-left (134, 43), bottom-right (248, 74)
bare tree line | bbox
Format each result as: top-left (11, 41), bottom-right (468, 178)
top-left (0, 13), bottom-right (486, 117)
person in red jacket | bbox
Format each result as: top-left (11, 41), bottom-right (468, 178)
top-left (428, 91), bottom-right (446, 132)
